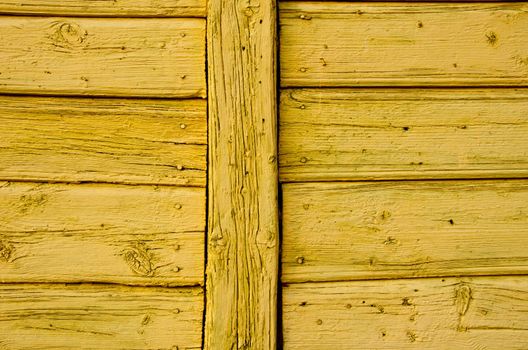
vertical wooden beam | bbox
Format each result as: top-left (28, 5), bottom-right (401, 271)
top-left (205, 0), bottom-right (278, 348)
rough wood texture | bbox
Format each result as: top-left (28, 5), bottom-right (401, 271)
top-left (0, 17), bottom-right (205, 97)
top-left (283, 276), bottom-right (528, 349)
top-left (283, 180), bottom-right (528, 283)
top-left (280, 88), bottom-right (528, 182)
top-left (205, 0), bottom-right (279, 347)
top-left (0, 181), bottom-right (204, 286)
top-left (0, 0), bottom-right (206, 17)
top-left (0, 284), bottom-right (203, 349)
top-left (0, 95), bottom-right (206, 186)
top-left (280, 3), bottom-right (528, 87)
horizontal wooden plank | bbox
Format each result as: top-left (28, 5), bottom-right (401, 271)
top-left (280, 3), bottom-right (528, 86)
top-left (283, 276), bottom-right (528, 349)
top-left (0, 17), bottom-right (205, 97)
top-left (0, 0), bottom-right (206, 17)
top-left (282, 180), bottom-right (528, 283)
top-left (0, 284), bottom-right (203, 349)
top-left (280, 88), bottom-right (528, 182)
top-left (0, 96), bottom-right (206, 186)
top-left (0, 181), bottom-right (204, 286)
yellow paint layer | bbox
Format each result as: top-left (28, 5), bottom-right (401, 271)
top-left (0, 95), bottom-right (206, 186)
top-left (0, 181), bottom-right (204, 286)
top-left (0, 0), bottom-right (206, 17)
top-left (0, 284), bottom-right (203, 349)
top-left (283, 180), bottom-right (528, 283)
top-left (280, 88), bottom-right (528, 182)
top-left (205, 0), bottom-right (279, 347)
top-left (280, 2), bottom-right (528, 86)
top-left (283, 276), bottom-right (528, 349)
top-left (0, 17), bottom-right (206, 97)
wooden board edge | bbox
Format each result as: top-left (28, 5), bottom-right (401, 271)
top-left (278, 170), bottom-right (528, 183)
top-left (0, 4), bottom-right (206, 18)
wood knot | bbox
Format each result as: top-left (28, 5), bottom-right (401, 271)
top-left (244, 7), bottom-right (254, 17)
top-left (514, 55), bottom-right (528, 67)
top-left (486, 31), bottom-right (498, 46)
top-left (383, 236), bottom-right (398, 245)
top-left (407, 330), bottom-right (417, 343)
top-left (402, 297), bottom-right (412, 306)
top-left (0, 240), bottom-right (14, 262)
top-left (19, 192), bottom-right (48, 214)
top-left (456, 284), bottom-right (472, 316)
top-left (122, 242), bottom-right (155, 277)
top-left (50, 21), bottom-right (88, 49)
top-left (371, 304), bottom-right (384, 313)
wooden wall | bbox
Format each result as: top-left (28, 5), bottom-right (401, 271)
top-left (279, 2), bottom-right (528, 348)
top-left (1, 0), bottom-right (527, 348)
top-left (0, 1), bottom-right (206, 348)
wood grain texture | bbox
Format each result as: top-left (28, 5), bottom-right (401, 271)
top-left (205, 0), bottom-right (279, 348)
top-left (283, 276), bottom-right (528, 349)
top-left (0, 0), bottom-right (206, 17)
top-left (282, 180), bottom-right (528, 283)
top-left (0, 95), bottom-right (206, 186)
top-left (280, 88), bottom-right (528, 182)
top-left (0, 181), bottom-right (204, 286)
top-left (0, 284), bottom-right (203, 349)
top-left (0, 17), bottom-right (205, 97)
top-left (280, 2), bottom-right (528, 87)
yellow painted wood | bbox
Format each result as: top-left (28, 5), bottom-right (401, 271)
top-left (280, 3), bottom-right (528, 87)
top-left (282, 180), bottom-right (528, 283)
top-left (0, 181), bottom-right (204, 286)
top-left (205, 0), bottom-right (279, 347)
top-left (0, 284), bottom-right (203, 349)
top-left (283, 276), bottom-right (528, 349)
top-left (0, 0), bottom-right (206, 17)
top-left (0, 95), bottom-right (206, 186)
top-left (0, 17), bottom-right (205, 97)
top-left (280, 88), bottom-right (528, 182)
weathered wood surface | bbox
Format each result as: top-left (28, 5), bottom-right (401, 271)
top-left (0, 17), bottom-right (205, 97)
top-left (205, 0), bottom-right (279, 347)
top-left (283, 276), bottom-right (528, 349)
top-left (280, 3), bottom-right (528, 87)
top-left (0, 284), bottom-right (203, 349)
top-left (0, 181), bottom-right (204, 286)
top-left (0, 0), bottom-right (206, 17)
top-left (0, 96), bottom-right (206, 186)
top-left (282, 180), bottom-right (528, 283)
top-left (280, 88), bottom-right (528, 182)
